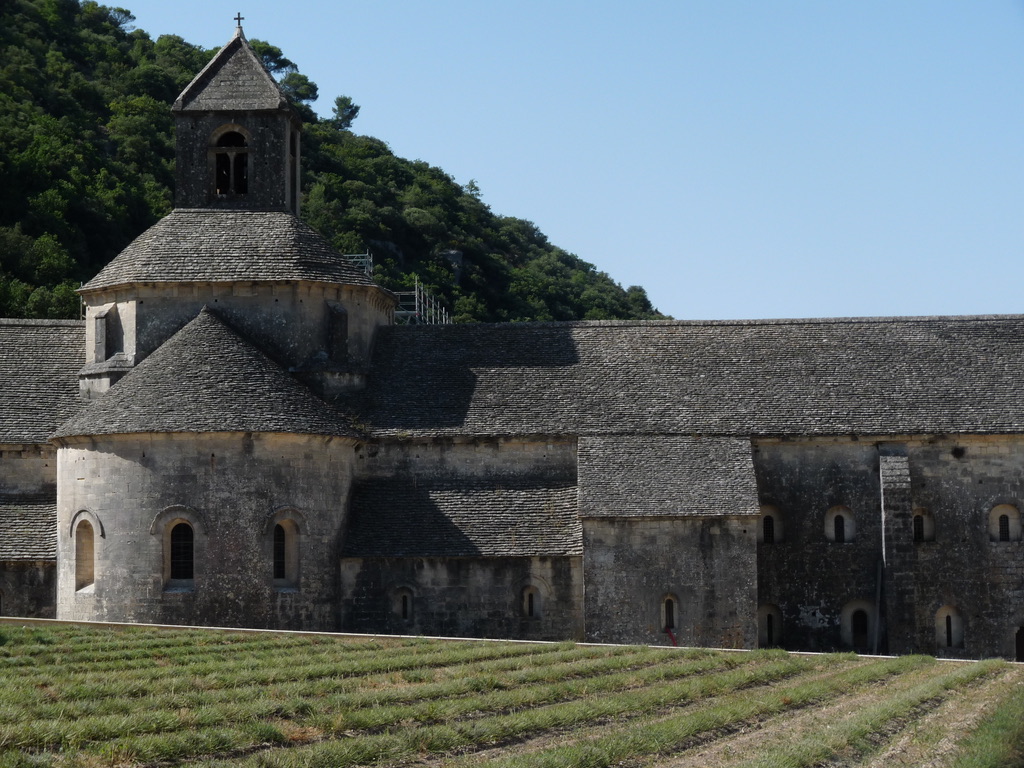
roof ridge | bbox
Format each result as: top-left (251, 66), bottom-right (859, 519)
top-left (0, 319), bottom-right (84, 327)
top-left (382, 313), bottom-right (1024, 332)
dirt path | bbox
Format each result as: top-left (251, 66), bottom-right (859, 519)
top-left (857, 665), bottom-right (1024, 768)
top-left (643, 661), bottom-right (950, 768)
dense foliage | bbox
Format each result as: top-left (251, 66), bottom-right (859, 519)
top-left (0, 0), bottom-right (663, 322)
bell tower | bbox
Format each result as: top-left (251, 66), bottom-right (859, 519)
top-left (171, 21), bottom-right (301, 213)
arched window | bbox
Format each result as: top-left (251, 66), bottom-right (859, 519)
top-left (264, 510), bottom-right (303, 589)
top-left (911, 508), bottom-right (935, 543)
top-left (169, 523), bottom-right (194, 581)
top-left (661, 594), bottom-right (679, 632)
top-left (935, 606), bottom-right (964, 650)
top-left (841, 600), bottom-right (876, 652)
top-left (212, 129), bottom-right (249, 196)
top-left (521, 586), bottom-right (541, 619)
top-left (75, 520), bottom-right (95, 591)
top-left (989, 505), bottom-right (1021, 542)
top-left (825, 506), bottom-right (855, 543)
top-left (151, 507), bottom-right (202, 590)
top-left (271, 519), bottom-right (300, 588)
top-left (758, 505), bottom-right (783, 544)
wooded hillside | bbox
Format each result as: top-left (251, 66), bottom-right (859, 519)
top-left (0, 0), bottom-right (664, 322)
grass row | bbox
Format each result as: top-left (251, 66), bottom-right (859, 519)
top-left (0, 648), bottom-right (775, 754)
top-left (0, 623), bottom-right (1017, 768)
top-left (0, 644), bottom-right (686, 729)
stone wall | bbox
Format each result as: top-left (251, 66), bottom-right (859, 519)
top-left (755, 435), bottom-right (1024, 659)
top-left (355, 438), bottom-right (577, 479)
top-left (755, 439), bottom-right (883, 652)
top-left (0, 444), bottom-right (56, 497)
top-left (82, 281), bottom-right (390, 383)
top-left (905, 436), bottom-right (1024, 659)
top-left (339, 556), bottom-right (583, 640)
top-left (582, 516), bottom-right (757, 648)
top-left (0, 561), bottom-right (55, 618)
top-left (174, 112), bottom-right (298, 212)
top-left (55, 431), bottom-right (356, 630)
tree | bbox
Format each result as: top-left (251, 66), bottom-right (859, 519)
top-left (330, 95), bottom-right (360, 130)
top-left (248, 40), bottom-right (296, 75)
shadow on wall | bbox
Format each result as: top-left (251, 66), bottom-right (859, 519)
top-left (342, 473), bottom-right (578, 559)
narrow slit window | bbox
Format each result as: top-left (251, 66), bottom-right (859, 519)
top-left (1000, 514), bottom-right (1010, 542)
top-left (521, 586), bottom-right (541, 619)
top-left (913, 514), bottom-right (924, 543)
top-left (664, 597), bottom-right (675, 630)
top-left (273, 524), bottom-right (287, 580)
top-left (834, 515), bottom-right (846, 544)
top-left (763, 515), bottom-right (775, 544)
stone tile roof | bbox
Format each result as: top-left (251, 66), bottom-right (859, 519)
top-left (579, 436), bottom-right (760, 517)
top-left (0, 320), bottom-right (83, 444)
top-left (0, 498), bottom-right (56, 560)
top-left (53, 308), bottom-right (359, 439)
top-left (357, 315), bottom-right (1024, 438)
top-left (172, 27), bottom-right (290, 113)
top-left (81, 210), bottom-right (378, 292)
top-left (342, 474), bottom-right (581, 557)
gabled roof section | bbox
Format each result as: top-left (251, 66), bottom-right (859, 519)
top-left (0, 498), bottom-right (56, 560)
top-left (357, 315), bottom-right (1024, 438)
top-left (172, 26), bottom-right (291, 113)
top-left (81, 210), bottom-right (379, 292)
top-left (579, 436), bottom-right (760, 517)
top-left (342, 473), bottom-right (581, 558)
top-left (53, 308), bottom-right (359, 439)
top-left (0, 320), bottom-right (83, 444)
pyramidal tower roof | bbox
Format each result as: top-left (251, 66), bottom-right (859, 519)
top-left (172, 24), bottom-right (291, 113)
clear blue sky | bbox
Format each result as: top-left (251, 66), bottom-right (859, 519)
top-left (125, 2), bottom-right (1024, 321)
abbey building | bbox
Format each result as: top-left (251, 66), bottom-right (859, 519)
top-left (2, 26), bottom-right (1024, 658)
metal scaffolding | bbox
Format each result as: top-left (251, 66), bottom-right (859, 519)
top-left (394, 278), bottom-right (451, 325)
top-left (345, 253), bottom-right (450, 325)
top-left (345, 252), bottom-right (374, 277)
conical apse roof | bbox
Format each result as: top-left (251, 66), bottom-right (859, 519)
top-left (53, 308), bottom-right (360, 439)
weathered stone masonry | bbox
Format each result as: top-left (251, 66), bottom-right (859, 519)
top-left (4, 24), bottom-right (1024, 657)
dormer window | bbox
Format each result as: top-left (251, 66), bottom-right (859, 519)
top-left (213, 129), bottom-right (249, 196)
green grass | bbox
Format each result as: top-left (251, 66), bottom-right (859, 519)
top-left (0, 622), bottom-right (1019, 767)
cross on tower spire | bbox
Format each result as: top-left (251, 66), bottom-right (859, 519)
top-left (234, 12), bottom-right (244, 27)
